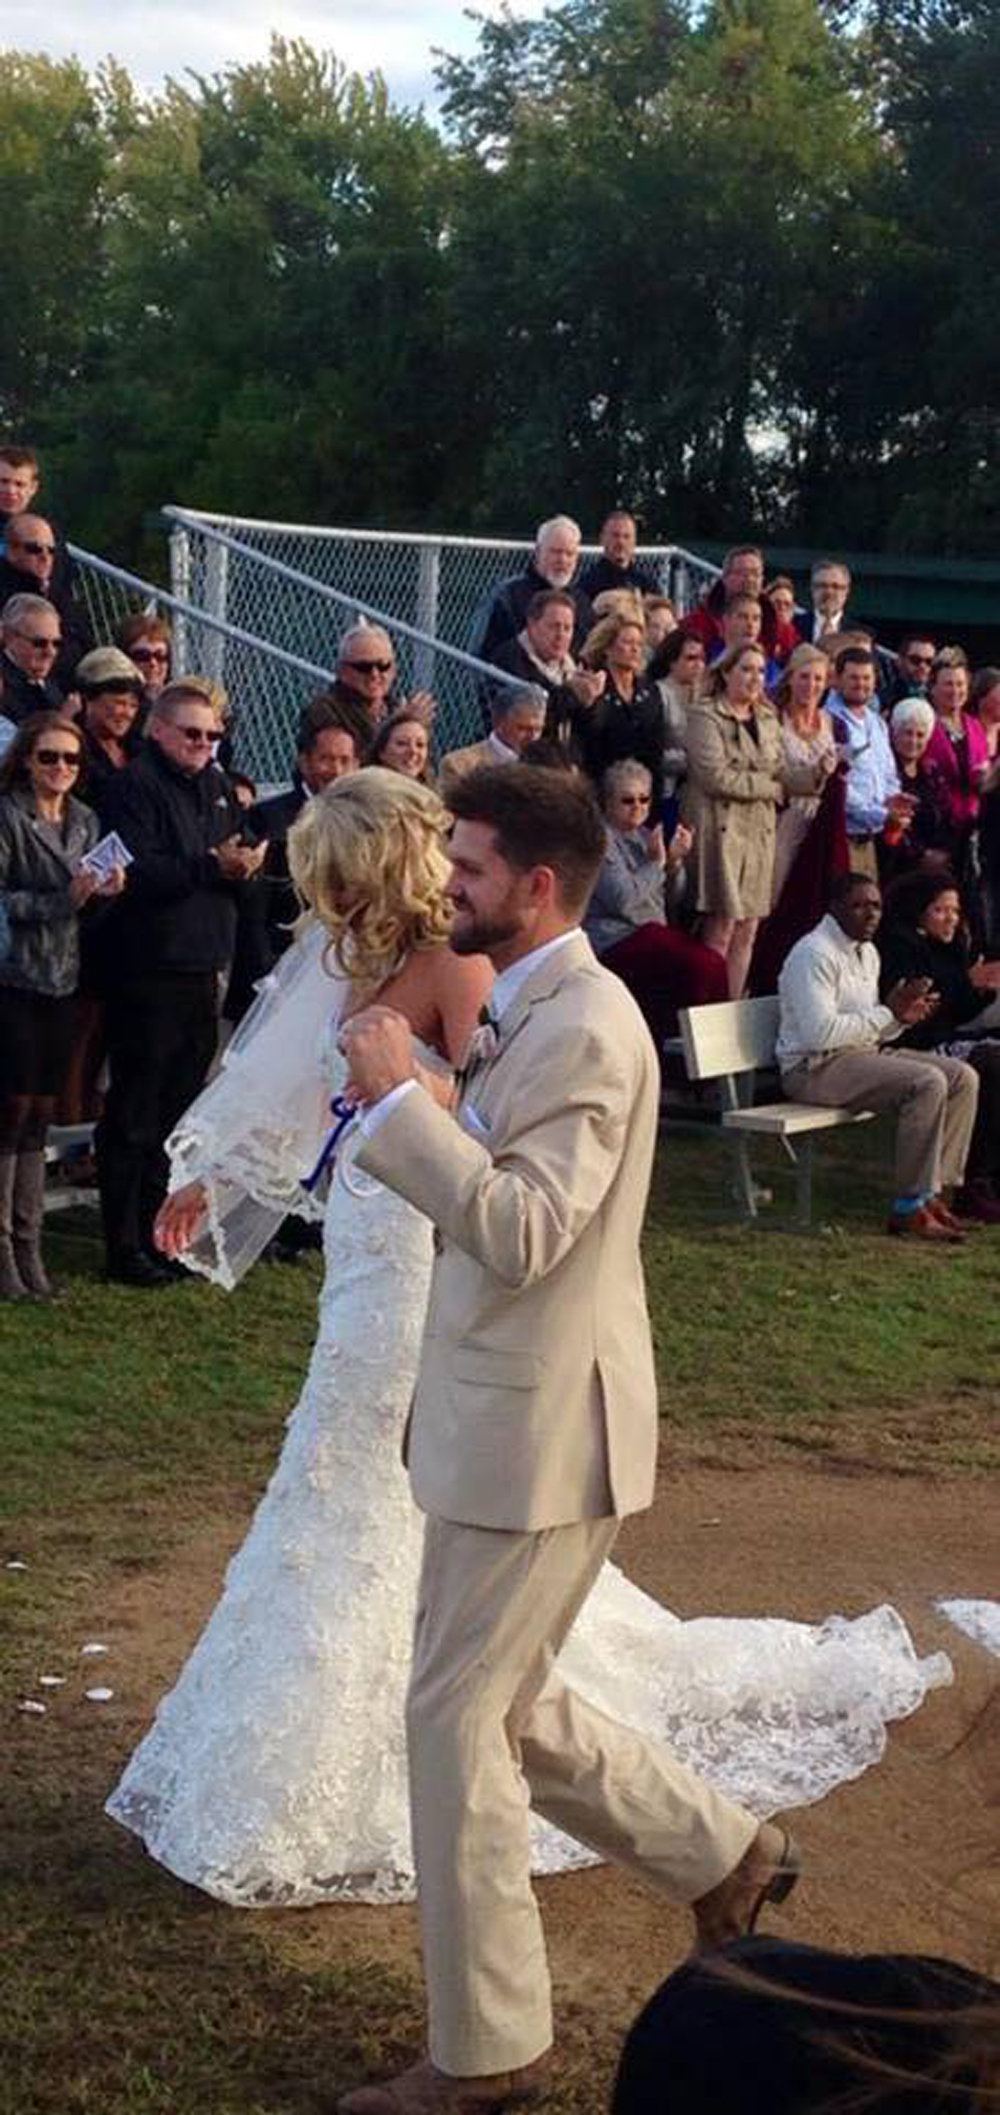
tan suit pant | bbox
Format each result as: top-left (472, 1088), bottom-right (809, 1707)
top-left (407, 1515), bottom-right (758, 2075)
top-left (783, 1046), bottom-right (978, 1199)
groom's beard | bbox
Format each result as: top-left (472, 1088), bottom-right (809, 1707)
top-left (450, 905), bottom-right (525, 958)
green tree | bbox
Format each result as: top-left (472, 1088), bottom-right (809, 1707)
top-left (58, 40), bottom-right (456, 558)
top-left (0, 54), bottom-right (109, 432)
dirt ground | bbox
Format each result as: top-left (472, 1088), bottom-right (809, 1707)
top-left (84, 1448), bottom-right (998, 2055)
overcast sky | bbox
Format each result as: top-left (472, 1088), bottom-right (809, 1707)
top-left (2, 0), bottom-right (549, 107)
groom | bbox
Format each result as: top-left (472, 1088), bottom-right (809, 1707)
top-left (338, 766), bottom-right (796, 2115)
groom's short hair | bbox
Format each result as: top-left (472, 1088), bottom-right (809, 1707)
top-left (448, 763), bottom-right (606, 912)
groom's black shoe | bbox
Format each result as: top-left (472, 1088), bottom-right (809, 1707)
top-left (691, 1821), bottom-right (801, 1953)
top-left (337, 2053), bottom-right (552, 2115)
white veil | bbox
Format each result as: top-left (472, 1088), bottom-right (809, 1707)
top-left (166, 918), bottom-right (350, 1289)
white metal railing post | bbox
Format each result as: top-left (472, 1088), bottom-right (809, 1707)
top-left (169, 526), bottom-right (191, 673)
top-left (202, 538), bottom-right (229, 684)
top-left (414, 541), bottom-right (441, 691)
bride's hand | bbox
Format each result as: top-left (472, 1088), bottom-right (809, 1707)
top-left (339, 1006), bottom-right (416, 1104)
top-left (155, 1181), bottom-right (209, 1258)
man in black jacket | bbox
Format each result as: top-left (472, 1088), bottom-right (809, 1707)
top-left (579, 510), bottom-right (661, 602)
top-left (0, 593), bottom-right (65, 721)
top-left (96, 683), bottom-right (264, 1286)
top-left (232, 701), bottom-right (361, 1009)
top-left (0, 514), bottom-right (92, 689)
top-left (475, 516), bottom-right (595, 662)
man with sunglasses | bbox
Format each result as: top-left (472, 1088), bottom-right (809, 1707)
top-left (0, 592), bottom-right (65, 723)
top-left (0, 514), bottom-right (93, 689)
top-left (885, 632), bottom-right (938, 712)
top-left (96, 683), bottom-right (265, 1287)
top-left (0, 441), bottom-right (74, 601)
top-left (328, 623), bottom-right (436, 745)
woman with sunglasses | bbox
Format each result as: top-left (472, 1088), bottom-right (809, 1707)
top-left (115, 613), bottom-right (172, 714)
top-left (0, 712), bottom-right (124, 1298)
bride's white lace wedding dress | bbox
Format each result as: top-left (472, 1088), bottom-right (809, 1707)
top-left (105, 926), bottom-right (951, 1907)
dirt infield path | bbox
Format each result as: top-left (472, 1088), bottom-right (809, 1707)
top-left (92, 1451), bottom-right (998, 2049)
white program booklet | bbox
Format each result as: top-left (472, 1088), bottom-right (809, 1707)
top-left (79, 830), bottom-right (133, 883)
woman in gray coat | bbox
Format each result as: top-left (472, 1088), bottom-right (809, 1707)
top-left (683, 645), bottom-right (833, 997)
top-left (0, 713), bottom-right (123, 1297)
top-left (583, 758), bottom-right (729, 1068)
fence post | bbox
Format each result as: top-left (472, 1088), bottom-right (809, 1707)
top-left (414, 541), bottom-right (441, 692)
top-left (201, 537), bottom-right (229, 684)
top-left (169, 526), bottom-right (191, 673)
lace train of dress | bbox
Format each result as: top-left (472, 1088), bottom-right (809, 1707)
top-left (106, 1064), bottom-right (952, 1907)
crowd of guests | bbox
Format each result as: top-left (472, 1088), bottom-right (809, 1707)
top-left (3, 446), bottom-right (1000, 1292)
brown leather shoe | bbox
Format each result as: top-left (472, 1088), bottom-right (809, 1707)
top-left (691, 1822), bottom-right (801, 1954)
top-left (886, 1205), bottom-right (964, 1244)
top-left (337, 2054), bottom-right (552, 2115)
top-left (932, 1191), bottom-right (991, 1229)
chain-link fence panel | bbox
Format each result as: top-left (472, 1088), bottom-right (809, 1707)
top-left (163, 515), bottom-right (536, 764)
top-left (68, 546), bottom-right (340, 785)
top-left (166, 510), bottom-right (719, 657)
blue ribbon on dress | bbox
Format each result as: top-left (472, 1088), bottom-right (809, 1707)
top-left (301, 1095), bottom-right (358, 1195)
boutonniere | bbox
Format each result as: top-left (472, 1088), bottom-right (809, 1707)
top-left (454, 1004), bottom-right (500, 1101)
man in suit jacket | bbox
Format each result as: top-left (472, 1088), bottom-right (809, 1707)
top-left (339, 767), bottom-right (796, 2115)
top-left (439, 684), bottom-right (548, 800)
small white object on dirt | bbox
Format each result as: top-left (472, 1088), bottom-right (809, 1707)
top-left (85, 1686), bottom-right (115, 1703)
top-left (6, 1560), bottom-right (28, 1571)
top-left (38, 1675), bottom-right (66, 1688)
top-left (80, 1642), bottom-right (109, 1657)
top-left (19, 1699), bottom-right (46, 1715)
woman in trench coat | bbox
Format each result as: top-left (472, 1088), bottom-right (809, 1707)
top-left (683, 643), bottom-right (833, 996)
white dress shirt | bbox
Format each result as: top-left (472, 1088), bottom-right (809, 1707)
top-left (776, 913), bottom-right (902, 1071)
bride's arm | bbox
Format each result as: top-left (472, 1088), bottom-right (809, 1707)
top-left (415, 949), bottom-right (493, 1107)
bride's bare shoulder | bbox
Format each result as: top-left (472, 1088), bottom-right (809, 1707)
top-left (428, 945), bottom-right (492, 1009)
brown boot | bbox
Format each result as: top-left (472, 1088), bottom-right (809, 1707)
top-left (12, 1149), bottom-right (58, 1299)
top-left (691, 1821), bottom-right (801, 1953)
top-left (337, 2054), bottom-right (552, 2115)
top-left (0, 1151), bottom-right (27, 1300)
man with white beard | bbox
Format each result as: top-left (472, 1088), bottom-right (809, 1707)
top-left (476, 515), bottom-right (595, 662)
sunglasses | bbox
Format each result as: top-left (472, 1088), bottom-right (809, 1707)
top-left (130, 645), bottom-right (170, 663)
top-left (14, 629), bottom-right (60, 650)
top-left (36, 748), bottom-right (80, 767)
top-left (13, 540), bottom-right (55, 558)
top-left (175, 725), bottom-right (215, 746)
top-left (345, 658), bottom-right (393, 675)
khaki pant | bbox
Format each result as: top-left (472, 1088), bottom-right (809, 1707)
top-left (407, 1514), bottom-right (758, 2076)
top-left (783, 1046), bottom-right (978, 1198)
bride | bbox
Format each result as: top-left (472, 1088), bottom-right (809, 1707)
top-left (106, 768), bottom-right (950, 1907)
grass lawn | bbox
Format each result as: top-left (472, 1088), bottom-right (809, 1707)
top-left (2, 1122), bottom-right (997, 2114)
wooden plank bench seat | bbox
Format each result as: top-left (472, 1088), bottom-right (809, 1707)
top-left (677, 995), bottom-right (872, 1225)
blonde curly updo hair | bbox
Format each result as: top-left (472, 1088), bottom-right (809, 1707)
top-left (287, 766), bottom-right (453, 993)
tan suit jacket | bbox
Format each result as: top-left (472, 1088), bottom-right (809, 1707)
top-left (357, 933), bottom-right (660, 1531)
top-left (438, 738), bottom-right (499, 799)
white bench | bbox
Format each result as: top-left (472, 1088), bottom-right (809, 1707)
top-left (677, 996), bottom-right (873, 1225)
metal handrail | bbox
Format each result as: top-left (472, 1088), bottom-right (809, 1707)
top-left (164, 503), bottom-right (718, 577)
top-left (161, 509), bottom-right (526, 688)
top-left (66, 542), bottom-right (338, 686)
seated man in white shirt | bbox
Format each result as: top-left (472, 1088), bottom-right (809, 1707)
top-left (777, 871), bottom-right (979, 1243)
top-left (439, 684), bottom-right (548, 799)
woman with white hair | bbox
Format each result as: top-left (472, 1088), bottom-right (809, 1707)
top-left (584, 758), bottom-right (728, 1062)
top-left (885, 694), bottom-right (954, 882)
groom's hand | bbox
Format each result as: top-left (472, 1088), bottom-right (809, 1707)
top-left (340, 1006), bottom-right (416, 1104)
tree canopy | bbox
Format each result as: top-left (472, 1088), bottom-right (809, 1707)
top-left (3, 1), bottom-right (996, 563)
